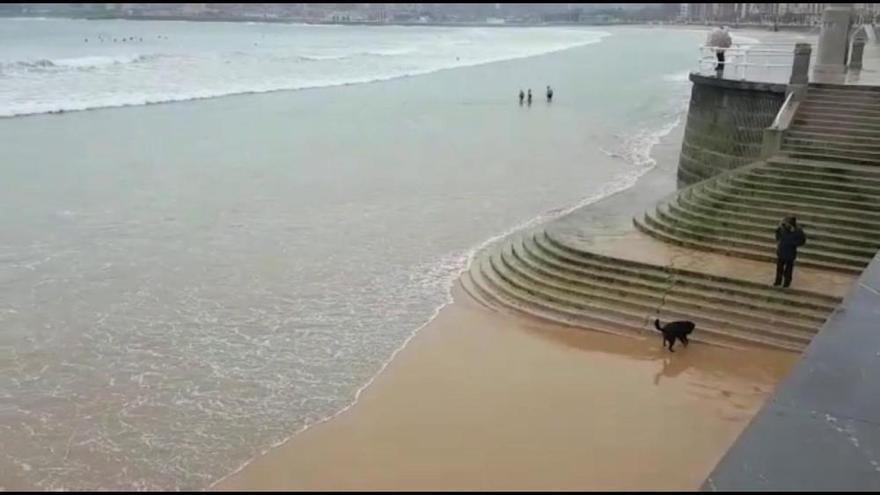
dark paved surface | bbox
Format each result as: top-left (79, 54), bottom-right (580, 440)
top-left (702, 253), bottom-right (880, 491)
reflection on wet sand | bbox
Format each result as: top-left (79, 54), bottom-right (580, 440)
top-left (216, 284), bottom-right (797, 491)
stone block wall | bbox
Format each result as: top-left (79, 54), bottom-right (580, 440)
top-left (678, 74), bottom-right (786, 186)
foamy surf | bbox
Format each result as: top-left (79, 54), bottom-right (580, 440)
top-left (208, 102), bottom-right (687, 490)
top-left (0, 21), bottom-right (610, 118)
top-left (3, 19), bottom-right (711, 491)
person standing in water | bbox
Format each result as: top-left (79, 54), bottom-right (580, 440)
top-left (519, 89), bottom-right (524, 106)
top-left (527, 89), bottom-right (532, 106)
top-left (546, 85), bottom-right (553, 102)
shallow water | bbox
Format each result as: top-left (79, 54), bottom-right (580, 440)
top-left (0, 21), bottom-right (701, 490)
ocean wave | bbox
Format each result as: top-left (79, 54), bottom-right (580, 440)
top-left (661, 70), bottom-right (691, 82)
top-left (208, 81), bottom-right (682, 493)
top-left (0, 53), bottom-right (163, 72)
top-left (1, 33), bottom-right (610, 118)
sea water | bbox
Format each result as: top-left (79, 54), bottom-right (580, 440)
top-left (0, 18), bottom-right (708, 490)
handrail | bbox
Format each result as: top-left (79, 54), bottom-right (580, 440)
top-left (697, 42), bottom-right (798, 81)
top-left (769, 91), bottom-right (797, 131)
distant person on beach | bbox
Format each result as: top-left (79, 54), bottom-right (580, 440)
top-left (774, 216), bottom-right (806, 288)
top-left (519, 89), bottom-right (525, 105)
top-left (707, 26), bottom-right (732, 76)
top-left (546, 85), bottom-right (553, 102)
top-left (527, 89), bottom-right (532, 105)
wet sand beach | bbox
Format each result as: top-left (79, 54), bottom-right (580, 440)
top-left (215, 78), bottom-right (802, 490)
top-left (0, 21), bottom-right (810, 490)
top-left (215, 283), bottom-right (797, 491)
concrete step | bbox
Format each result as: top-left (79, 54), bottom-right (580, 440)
top-left (800, 93), bottom-right (880, 108)
top-left (739, 170), bottom-right (880, 200)
top-left (659, 203), bottom-right (877, 260)
top-left (681, 187), bottom-right (880, 245)
top-left (499, 246), bottom-right (816, 345)
top-left (469, 257), bottom-right (648, 338)
top-left (458, 269), bottom-right (496, 310)
top-left (655, 203), bottom-right (877, 261)
top-left (668, 196), bottom-right (880, 252)
top-left (796, 108), bottom-right (880, 123)
top-left (809, 83), bottom-right (880, 94)
top-left (524, 233), bottom-right (832, 320)
top-left (639, 209), bottom-right (868, 272)
top-left (780, 150), bottom-right (880, 167)
top-left (791, 116), bottom-right (880, 132)
top-left (700, 179), bottom-right (880, 228)
top-left (634, 213), bottom-right (861, 277)
top-left (477, 254), bottom-right (807, 353)
top-left (786, 129), bottom-right (880, 146)
top-left (505, 245), bottom-right (818, 340)
top-left (782, 138), bottom-right (880, 155)
top-left (801, 100), bottom-right (880, 113)
top-left (765, 156), bottom-right (880, 179)
top-left (800, 106), bottom-right (880, 121)
top-left (788, 123), bottom-right (880, 138)
top-left (804, 96), bottom-right (880, 104)
top-left (543, 230), bottom-right (842, 308)
top-left (780, 141), bottom-right (880, 165)
top-left (722, 175), bottom-right (880, 212)
top-left (469, 257), bottom-right (757, 351)
top-left (753, 162), bottom-right (880, 188)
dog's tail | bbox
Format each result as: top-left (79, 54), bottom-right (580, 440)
top-left (654, 318), bottom-right (663, 331)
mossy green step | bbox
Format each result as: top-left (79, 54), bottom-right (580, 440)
top-left (679, 187), bottom-right (880, 243)
top-left (722, 174), bottom-right (880, 209)
top-left (469, 257), bottom-right (751, 350)
top-left (479, 254), bottom-right (806, 353)
top-left (637, 210), bottom-right (866, 273)
top-left (520, 236), bottom-right (829, 323)
top-left (667, 197), bottom-right (880, 251)
top-left (699, 179), bottom-right (880, 227)
top-left (715, 176), bottom-right (880, 214)
top-left (654, 203), bottom-right (876, 262)
top-left (506, 241), bottom-right (819, 338)
top-left (497, 249), bottom-right (814, 347)
top-left (542, 230), bottom-right (842, 307)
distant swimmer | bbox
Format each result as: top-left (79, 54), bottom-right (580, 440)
top-left (519, 89), bottom-right (524, 105)
top-left (546, 85), bottom-right (553, 103)
top-left (527, 89), bottom-right (532, 106)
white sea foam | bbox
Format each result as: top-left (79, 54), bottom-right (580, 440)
top-left (0, 24), bottom-right (610, 118)
top-left (208, 88), bottom-right (687, 492)
top-left (662, 70), bottom-right (691, 83)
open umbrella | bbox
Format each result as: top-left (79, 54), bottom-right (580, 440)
top-left (707, 28), bottom-right (733, 48)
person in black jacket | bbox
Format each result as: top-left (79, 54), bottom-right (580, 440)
top-left (774, 216), bottom-right (806, 288)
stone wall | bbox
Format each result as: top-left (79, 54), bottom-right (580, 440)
top-left (678, 74), bottom-right (786, 186)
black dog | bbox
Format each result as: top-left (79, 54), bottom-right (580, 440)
top-left (654, 319), bottom-right (695, 352)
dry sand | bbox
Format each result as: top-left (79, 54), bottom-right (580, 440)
top-left (215, 283), bottom-right (797, 491)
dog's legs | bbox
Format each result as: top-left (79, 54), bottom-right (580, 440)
top-left (667, 337), bottom-right (675, 352)
top-left (681, 335), bottom-right (689, 347)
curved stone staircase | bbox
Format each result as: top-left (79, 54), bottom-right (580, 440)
top-left (635, 157), bottom-right (880, 274)
top-left (460, 83), bottom-right (873, 354)
top-left (783, 84), bottom-right (880, 165)
top-left (461, 229), bottom-right (841, 353)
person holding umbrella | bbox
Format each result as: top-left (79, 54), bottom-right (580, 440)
top-left (707, 25), bottom-right (732, 76)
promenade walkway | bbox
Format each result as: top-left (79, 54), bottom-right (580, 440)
top-left (703, 36), bottom-right (880, 491)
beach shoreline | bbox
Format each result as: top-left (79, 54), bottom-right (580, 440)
top-left (212, 109), bottom-right (799, 491)
top-left (0, 23), bottom-right (800, 490)
top-left (214, 284), bottom-right (797, 491)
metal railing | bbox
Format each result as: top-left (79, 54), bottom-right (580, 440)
top-left (696, 42), bottom-right (800, 83)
